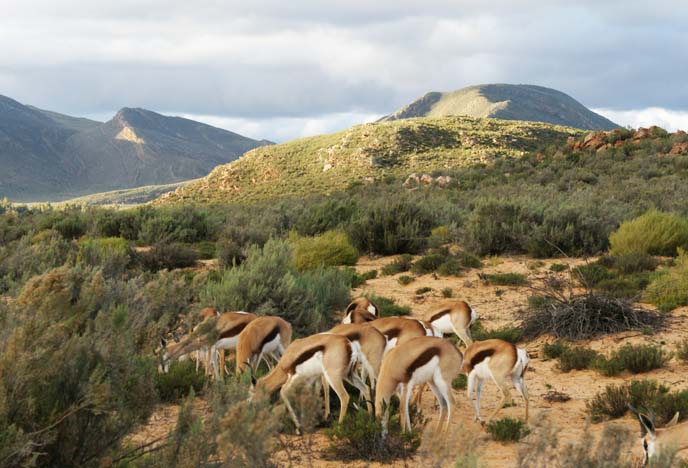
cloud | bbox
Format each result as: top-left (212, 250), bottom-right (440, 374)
top-left (594, 108), bottom-right (688, 132)
top-left (2, 0), bottom-right (688, 141)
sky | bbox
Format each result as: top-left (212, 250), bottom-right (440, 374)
top-left (2, 0), bottom-right (687, 142)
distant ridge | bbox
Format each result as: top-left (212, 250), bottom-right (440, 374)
top-left (380, 84), bottom-right (619, 130)
top-left (0, 95), bottom-right (271, 201)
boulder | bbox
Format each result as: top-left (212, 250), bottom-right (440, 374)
top-left (669, 142), bottom-right (688, 155)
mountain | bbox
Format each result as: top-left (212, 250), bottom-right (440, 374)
top-left (0, 95), bottom-right (270, 201)
top-left (379, 84), bottom-right (619, 130)
top-left (156, 115), bottom-right (581, 205)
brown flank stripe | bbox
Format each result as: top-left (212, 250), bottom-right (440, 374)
top-left (404, 346), bottom-right (441, 382)
top-left (466, 349), bottom-right (495, 372)
top-left (345, 332), bottom-right (361, 342)
top-left (219, 321), bottom-right (249, 340)
top-left (429, 308), bottom-right (451, 323)
top-left (288, 345), bottom-right (325, 373)
top-left (259, 325), bottom-right (280, 351)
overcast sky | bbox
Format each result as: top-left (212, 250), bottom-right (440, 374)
top-left (2, 1), bottom-right (687, 141)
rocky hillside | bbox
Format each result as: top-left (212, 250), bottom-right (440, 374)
top-left (0, 95), bottom-right (270, 201)
top-left (380, 84), bottom-right (619, 131)
top-left (157, 116), bottom-right (581, 204)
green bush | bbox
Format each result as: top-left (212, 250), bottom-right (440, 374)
top-left (364, 294), bottom-right (411, 317)
top-left (607, 344), bottom-right (670, 374)
top-left (610, 210), bottom-right (688, 256)
top-left (436, 259), bottom-right (465, 276)
top-left (77, 236), bottom-right (133, 277)
top-left (291, 230), bottom-right (359, 270)
top-left (557, 347), bottom-right (599, 372)
top-left (677, 338), bottom-right (688, 363)
top-left (645, 248), bottom-right (688, 312)
top-left (415, 287), bottom-right (432, 295)
top-left (137, 242), bottom-right (199, 271)
top-left (483, 273), bottom-right (529, 286)
top-left (202, 239), bottom-right (352, 335)
top-left (411, 253), bottom-right (445, 274)
top-left (381, 254), bottom-right (414, 276)
top-left (397, 275), bottom-right (415, 285)
top-left (542, 341), bottom-right (569, 359)
top-left (138, 206), bottom-right (216, 244)
top-left (587, 380), bottom-right (688, 424)
top-left (472, 321), bottom-right (522, 343)
top-left (605, 252), bottom-right (659, 274)
top-left (347, 200), bottom-right (434, 255)
top-left (441, 287), bottom-right (454, 298)
top-left (351, 269), bottom-right (377, 288)
top-left (155, 360), bottom-right (206, 402)
top-left (326, 407), bottom-right (421, 462)
top-left (452, 374), bottom-right (468, 390)
top-left (485, 417), bottom-right (530, 442)
top-left (549, 263), bottom-right (568, 272)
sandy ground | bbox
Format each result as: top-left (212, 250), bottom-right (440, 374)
top-left (127, 254), bottom-right (688, 467)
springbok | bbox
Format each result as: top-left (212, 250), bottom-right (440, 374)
top-left (423, 300), bottom-right (477, 347)
top-left (629, 405), bottom-right (688, 465)
top-left (328, 323), bottom-right (386, 413)
top-left (236, 316), bottom-right (292, 375)
top-left (364, 316), bottom-right (428, 355)
top-left (342, 297), bottom-right (379, 324)
top-left (462, 339), bottom-right (530, 424)
top-left (209, 311), bottom-right (257, 377)
top-left (375, 336), bottom-right (463, 433)
top-left (252, 333), bottom-right (361, 434)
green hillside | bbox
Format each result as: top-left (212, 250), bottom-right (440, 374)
top-left (158, 115), bottom-right (581, 204)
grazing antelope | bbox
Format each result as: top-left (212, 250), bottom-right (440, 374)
top-left (252, 333), bottom-right (360, 434)
top-left (342, 297), bottom-right (379, 324)
top-left (209, 311), bottom-right (257, 378)
top-left (193, 307), bottom-right (221, 373)
top-left (236, 316), bottom-right (292, 375)
top-left (424, 300), bottom-right (477, 347)
top-left (629, 405), bottom-right (688, 465)
top-left (462, 339), bottom-right (529, 424)
top-left (328, 323), bottom-right (386, 413)
top-left (375, 336), bottom-right (463, 433)
top-left (364, 316), bottom-right (428, 355)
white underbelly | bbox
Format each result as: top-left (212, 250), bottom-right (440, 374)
top-left (295, 352), bottom-right (324, 377)
top-left (432, 313), bottom-right (454, 335)
top-left (261, 334), bottom-right (281, 355)
top-left (409, 356), bottom-right (440, 386)
top-left (473, 358), bottom-right (494, 380)
top-left (215, 336), bottom-right (239, 351)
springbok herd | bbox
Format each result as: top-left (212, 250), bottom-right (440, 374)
top-left (158, 298), bottom-right (687, 465)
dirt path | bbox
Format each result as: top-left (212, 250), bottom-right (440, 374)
top-left (127, 255), bottom-right (688, 466)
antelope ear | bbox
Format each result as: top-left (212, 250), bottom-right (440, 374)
top-left (666, 412), bottom-right (680, 428)
top-left (160, 337), bottom-right (167, 348)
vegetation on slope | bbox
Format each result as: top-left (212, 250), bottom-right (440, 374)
top-left (158, 116), bottom-right (581, 204)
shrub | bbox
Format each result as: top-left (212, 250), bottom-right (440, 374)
top-left (381, 254), bottom-right (414, 276)
top-left (452, 374), bottom-right (468, 390)
top-left (347, 200), bottom-right (434, 255)
top-left (202, 239), bottom-right (352, 335)
top-left (485, 417), bottom-right (530, 442)
top-left (606, 252), bottom-right (659, 274)
top-left (415, 287), bottom-right (432, 295)
top-left (549, 263), bottom-right (568, 272)
top-left (437, 259), bottom-right (465, 276)
top-left (398, 275), bottom-right (415, 285)
top-left (411, 253), bottom-right (445, 274)
top-left (291, 230), bottom-right (359, 270)
top-left (609, 210), bottom-right (688, 257)
top-left (557, 347), bottom-right (598, 372)
top-left (155, 360), bottom-right (206, 402)
top-left (677, 338), bottom-right (688, 363)
top-left (138, 206), bottom-right (215, 244)
top-left (351, 269), bottom-right (377, 288)
top-left (326, 407), bottom-right (421, 462)
top-left (586, 380), bottom-right (688, 424)
top-left (472, 321), bottom-right (522, 343)
top-left (523, 278), bottom-right (664, 340)
top-left (608, 344), bottom-right (670, 374)
top-left (542, 342), bottom-right (568, 360)
top-left (645, 248), bottom-right (688, 312)
top-left (364, 294), bottom-right (411, 317)
top-left (456, 252), bottom-right (483, 269)
top-left (137, 242), bottom-right (199, 271)
top-left (483, 272), bottom-right (529, 286)
top-left (77, 236), bottom-right (133, 277)
top-left (441, 287), bottom-right (454, 298)
top-left (572, 263), bottom-right (613, 288)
